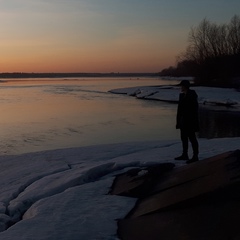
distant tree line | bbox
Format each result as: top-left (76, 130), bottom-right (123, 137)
top-left (0, 72), bottom-right (157, 79)
top-left (159, 15), bottom-right (240, 87)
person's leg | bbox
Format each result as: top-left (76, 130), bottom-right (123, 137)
top-left (188, 131), bottom-right (199, 161)
top-left (175, 130), bottom-right (189, 160)
top-left (181, 129), bottom-right (189, 156)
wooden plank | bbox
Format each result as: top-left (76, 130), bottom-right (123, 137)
top-left (117, 150), bottom-right (240, 240)
top-left (130, 151), bottom-right (240, 218)
top-left (110, 163), bottom-right (175, 197)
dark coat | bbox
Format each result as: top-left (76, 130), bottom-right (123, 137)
top-left (176, 89), bottom-right (199, 132)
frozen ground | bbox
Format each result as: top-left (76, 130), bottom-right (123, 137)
top-left (0, 137), bottom-right (239, 240)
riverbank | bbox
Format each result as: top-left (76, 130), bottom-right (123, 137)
top-left (0, 137), bottom-right (240, 239)
top-left (109, 85), bottom-right (240, 108)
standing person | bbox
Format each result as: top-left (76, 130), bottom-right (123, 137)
top-left (175, 80), bottom-right (199, 163)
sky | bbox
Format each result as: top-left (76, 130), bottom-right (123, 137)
top-left (0, 0), bottom-right (239, 73)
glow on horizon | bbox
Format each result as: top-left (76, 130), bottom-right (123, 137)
top-left (0, 0), bottom-right (239, 73)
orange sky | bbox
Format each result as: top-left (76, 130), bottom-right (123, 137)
top-left (0, 1), bottom-right (239, 73)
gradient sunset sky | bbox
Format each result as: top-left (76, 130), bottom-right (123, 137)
top-left (0, 0), bottom-right (239, 73)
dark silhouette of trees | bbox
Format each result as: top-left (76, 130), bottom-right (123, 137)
top-left (160, 15), bottom-right (240, 87)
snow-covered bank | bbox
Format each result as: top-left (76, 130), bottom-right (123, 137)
top-left (109, 85), bottom-right (240, 107)
top-left (0, 138), bottom-right (240, 239)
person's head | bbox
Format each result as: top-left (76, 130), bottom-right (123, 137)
top-left (179, 80), bottom-right (190, 93)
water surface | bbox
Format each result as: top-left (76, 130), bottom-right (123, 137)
top-left (0, 77), bottom-right (239, 155)
top-left (0, 78), bottom-right (178, 155)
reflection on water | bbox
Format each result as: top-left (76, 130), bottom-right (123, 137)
top-left (0, 78), bottom-right (178, 155)
top-left (199, 107), bottom-right (240, 138)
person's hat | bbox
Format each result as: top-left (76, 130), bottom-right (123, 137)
top-left (179, 80), bottom-right (190, 88)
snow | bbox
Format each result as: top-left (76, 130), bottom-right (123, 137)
top-left (0, 138), bottom-right (240, 239)
top-left (109, 85), bottom-right (240, 107)
top-left (0, 84), bottom-right (239, 239)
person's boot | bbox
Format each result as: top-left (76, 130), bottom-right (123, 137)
top-left (175, 153), bottom-right (189, 160)
top-left (186, 154), bottom-right (199, 164)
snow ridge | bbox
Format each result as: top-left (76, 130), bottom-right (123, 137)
top-left (110, 86), bottom-right (240, 107)
top-left (0, 155), bottom-right (143, 231)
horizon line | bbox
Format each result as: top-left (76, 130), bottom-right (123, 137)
top-left (0, 72), bottom-right (160, 78)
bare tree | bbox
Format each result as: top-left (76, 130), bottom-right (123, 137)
top-left (228, 15), bottom-right (240, 55)
top-left (160, 15), bottom-right (240, 86)
top-left (186, 19), bottom-right (232, 62)
top-left (187, 19), bottom-right (211, 63)
top-left (179, 15), bottom-right (240, 85)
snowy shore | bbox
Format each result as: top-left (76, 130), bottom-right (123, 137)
top-left (0, 84), bottom-right (240, 239)
top-left (0, 137), bottom-right (240, 239)
top-left (109, 85), bottom-right (240, 108)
